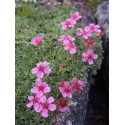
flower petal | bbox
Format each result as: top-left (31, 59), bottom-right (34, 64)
top-left (26, 101), bottom-right (33, 107)
top-left (62, 92), bottom-right (67, 97)
top-left (43, 86), bottom-right (51, 93)
top-left (64, 82), bottom-right (70, 88)
top-left (48, 104), bottom-right (56, 111)
top-left (35, 105), bottom-right (43, 112)
top-left (92, 54), bottom-right (98, 59)
top-left (37, 71), bottom-right (44, 78)
top-left (37, 91), bottom-right (43, 98)
top-left (47, 96), bottom-right (54, 104)
top-left (82, 52), bottom-right (87, 57)
top-left (31, 68), bottom-right (38, 74)
top-left (69, 48), bottom-right (76, 54)
top-left (59, 107), bottom-right (67, 112)
top-left (87, 49), bottom-right (93, 54)
top-left (28, 96), bottom-right (34, 101)
top-left (42, 109), bottom-right (48, 117)
top-left (44, 67), bottom-right (51, 74)
top-left (40, 96), bottom-right (46, 103)
top-left (88, 59), bottom-right (93, 65)
top-left (42, 61), bottom-right (50, 67)
top-left (67, 92), bottom-right (72, 98)
top-left (64, 47), bottom-right (69, 50)
top-left (59, 87), bottom-right (64, 93)
top-left (31, 87), bottom-right (38, 94)
top-left (82, 57), bottom-right (88, 62)
top-left (34, 102), bottom-right (39, 110)
top-left (35, 78), bottom-right (41, 85)
top-left (36, 62), bottom-right (42, 68)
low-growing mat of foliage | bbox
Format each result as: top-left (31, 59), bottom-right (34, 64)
top-left (15, 3), bottom-right (103, 125)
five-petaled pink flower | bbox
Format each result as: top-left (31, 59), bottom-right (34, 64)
top-left (31, 61), bottom-right (51, 78)
top-left (77, 27), bottom-right (91, 39)
top-left (40, 96), bottom-right (56, 117)
top-left (59, 82), bottom-right (73, 98)
top-left (57, 98), bottom-right (68, 112)
top-left (82, 49), bottom-right (98, 65)
top-left (71, 77), bottom-right (84, 93)
top-left (61, 18), bottom-right (76, 30)
top-left (58, 35), bottom-right (75, 44)
top-left (26, 95), bottom-right (42, 112)
top-left (70, 11), bottom-right (82, 22)
top-left (31, 81), bottom-right (51, 97)
top-left (89, 23), bottom-right (100, 33)
top-left (96, 30), bottom-right (104, 37)
top-left (63, 41), bottom-right (77, 54)
top-left (30, 35), bottom-right (43, 46)
top-left (84, 38), bottom-right (96, 48)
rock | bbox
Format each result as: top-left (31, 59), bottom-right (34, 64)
top-left (39, 0), bottom-right (50, 4)
top-left (73, 2), bottom-right (95, 26)
top-left (95, 1), bottom-right (109, 43)
top-left (95, 1), bottom-right (109, 94)
top-left (55, 75), bottom-right (90, 125)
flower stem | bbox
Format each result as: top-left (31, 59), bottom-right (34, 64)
top-left (38, 45), bottom-right (41, 53)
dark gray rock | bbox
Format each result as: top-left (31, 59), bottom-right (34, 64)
top-left (55, 75), bottom-right (90, 125)
top-left (95, 1), bottom-right (109, 94)
top-left (95, 1), bottom-right (109, 42)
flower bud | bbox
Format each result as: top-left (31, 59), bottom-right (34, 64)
top-left (17, 29), bottom-right (21, 33)
top-left (49, 35), bottom-right (52, 38)
top-left (61, 64), bottom-right (66, 68)
top-left (43, 37), bottom-right (46, 40)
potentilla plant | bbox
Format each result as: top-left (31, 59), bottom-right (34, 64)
top-left (26, 11), bottom-right (103, 122)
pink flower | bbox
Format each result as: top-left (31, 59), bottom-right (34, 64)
top-left (84, 38), bottom-right (96, 48)
top-left (61, 18), bottom-right (76, 30)
top-left (58, 35), bottom-right (75, 44)
top-left (57, 81), bottom-right (67, 87)
top-left (31, 61), bottom-right (51, 78)
top-left (82, 49), bottom-right (98, 65)
top-left (96, 30), bottom-right (104, 37)
top-left (77, 28), bottom-right (91, 39)
top-left (59, 82), bottom-right (73, 98)
top-left (57, 98), bottom-right (68, 112)
top-left (63, 41), bottom-right (76, 55)
top-left (31, 81), bottom-right (51, 97)
top-left (40, 96), bottom-right (56, 117)
top-left (70, 11), bottom-right (82, 21)
top-left (71, 78), bottom-right (84, 93)
top-left (89, 23), bottom-right (100, 33)
top-left (30, 35), bottom-right (43, 46)
top-left (26, 95), bottom-right (42, 112)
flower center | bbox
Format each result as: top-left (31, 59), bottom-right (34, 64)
top-left (38, 65), bottom-right (44, 72)
top-left (38, 85), bottom-right (45, 91)
top-left (66, 21), bottom-right (70, 26)
top-left (69, 42), bottom-right (74, 48)
top-left (88, 54), bottom-right (92, 59)
top-left (73, 15), bottom-right (77, 19)
top-left (61, 101), bottom-right (67, 106)
top-left (65, 87), bottom-right (70, 93)
top-left (91, 26), bottom-right (95, 31)
top-left (33, 97), bottom-right (38, 103)
top-left (43, 102), bottom-right (49, 109)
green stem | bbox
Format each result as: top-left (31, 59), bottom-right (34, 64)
top-left (38, 45), bottom-right (41, 53)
